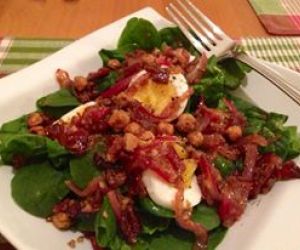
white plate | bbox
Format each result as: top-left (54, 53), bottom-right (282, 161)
top-left (0, 7), bottom-right (300, 250)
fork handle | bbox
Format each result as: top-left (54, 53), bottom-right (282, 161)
top-left (235, 53), bottom-right (300, 106)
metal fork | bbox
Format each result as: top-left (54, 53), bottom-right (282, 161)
top-left (166, 0), bottom-right (300, 106)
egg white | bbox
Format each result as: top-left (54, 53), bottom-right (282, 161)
top-left (59, 101), bottom-right (96, 123)
top-left (142, 169), bottom-right (202, 210)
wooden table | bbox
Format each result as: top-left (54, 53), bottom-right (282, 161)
top-left (0, 0), bottom-right (268, 39)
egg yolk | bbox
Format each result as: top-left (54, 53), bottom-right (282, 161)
top-left (132, 79), bottom-right (176, 115)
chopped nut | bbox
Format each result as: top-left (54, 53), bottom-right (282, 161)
top-left (67, 239), bottom-right (76, 249)
top-left (226, 125), bottom-right (242, 141)
top-left (108, 109), bottom-right (131, 131)
top-left (157, 122), bottom-right (174, 135)
top-left (140, 130), bottom-right (155, 141)
top-left (27, 112), bottom-right (44, 127)
top-left (102, 210), bottom-right (108, 219)
top-left (77, 236), bottom-right (85, 243)
top-left (29, 126), bottom-right (46, 135)
top-left (52, 212), bottom-right (71, 230)
top-left (107, 59), bottom-right (122, 69)
top-left (74, 76), bottom-right (88, 92)
top-left (124, 122), bottom-right (143, 136)
top-left (187, 131), bottom-right (204, 147)
top-left (56, 69), bottom-right (72, 88)
top-left (124, 133), bottom-right (139, 152)
top-left (112, 92), bottom-right (133, 108)
top-left (176, 113), bottom-right (197, 133)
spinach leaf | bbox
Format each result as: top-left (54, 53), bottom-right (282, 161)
top-left (230, 94), bottom-right (300, 160)
top-left (0, 132), bottom-right (70, 167)
top-left (139, 197), bottom-right (174, 218)
top-left (46, 139), bottom-right (70, 168)
top-left (99, 49), bottom-right (125, 66)
top-left (159, 27), bottom-right (197, 54)
top-left (219, 59), bottom-right (250, 90)
top-left (70, 152), bottom-right (100, 189)
top-left (192, 204), bottom-right (220, 231)
top-left (118, 18), bottom-right (161, 52)
top-left (36, 88), bottom-right (80, 118)
top-left (11, 161), bottom-right (69, 217)
top-left (147, 225), bottom-right (194, 250)
top-left (140, 212), bottom-right (170, 235)
top-left (95, 71), bottom-right (118, 93)
top-left (0, 115), bottom-right (28, 133)
top-left (213, 155), bottom-right (236, 177)
top-left (207, 227), bottom-right (228, 250)
top-left (0, 133), bottom-right (48, 164)
top-left (95, 196), bottom-right (117, 248)
top-left (73, 213), bottom-right (97, 232)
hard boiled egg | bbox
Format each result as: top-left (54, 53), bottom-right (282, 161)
top-left (128, 70), bottom-right (189, 121)
top-left (142, 169), bottom-right (202, 210)
top-left (59, 101), bottom-right (96, 123)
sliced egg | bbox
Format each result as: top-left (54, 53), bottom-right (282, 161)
top-left (142, 169), bottom-right (202, 210)
top-left (59, 101), bottom-right (96, 123)
top-left (129, 70), bottom-right (189, 121)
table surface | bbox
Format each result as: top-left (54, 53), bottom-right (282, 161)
top-left (0, 0), bottom-right (268, 39)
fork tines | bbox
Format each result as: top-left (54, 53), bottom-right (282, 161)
top-left (166, 0), bottom-right (233, 56)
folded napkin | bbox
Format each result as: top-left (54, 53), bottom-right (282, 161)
top-left (249, 0), bottom-right (300, 35)
top-left (1, 36), bottom-right (299, 78)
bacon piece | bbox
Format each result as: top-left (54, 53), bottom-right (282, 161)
top-left (275, 160), bottom-right (300, 180)
top-left (223, 98), bottom-right (246, 127)
top-left (100, 75), bottom-right (132, 98)
top-left (107, 191), bottom-right (141, 244)
top-left (65, 176), bottom-right (105, 197)
top-left (242, 144), bottom-right (259, 179)
top-left (218, 177), bottom-right (252, 227)
top-left (238, 134), bottom-right (268, 147)
top-left (174, 183), bottom-right (208, 250)
top-left (87, 67), bottom-right (110, 81)
top-left (197, 156), bottom-right (222, 205)
top-left (250, 153), bottom-right (282, 198)
top-left (185, 54), bottom-right (208, 84)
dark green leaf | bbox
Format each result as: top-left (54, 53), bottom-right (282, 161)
top-left (73, 213), bottom-right (97, 232)
top-left (219, 58), bottom-right (248, 90)
top-left (95, 71), bottom-right (118, 93)
top-left (11, 161), bottom-right (69, 217)
top-left (99, 49), bottom-right (125, 65)
top-left (95, 196), bottom-right (117, 247)
top-left (140, 212), bottom-right (170, 235)
top-left (159, 27), bottom-right (197, 54)
top-left (147, 225), bottom-right (194, 250)
top-left (0, 133), bottom-right (48, 164)
top-left (213, 156), bottom-right (236, 177)
top-left (37, 88), bottom-right (80, 118)
top-left (46, 139), bottom-right (70, 168)
top-left (0, 115), bottom-right (28, 133)
top-left (139, 197), bottom-right (174, 218)
top-left (207, 227), bottom-right (228, 250)
top-left (70, 152), bottom-right (100, 189)
top-left (192, 204), bottom-right (220, 231)
top-left (118, 17), bottom-right (161, 52)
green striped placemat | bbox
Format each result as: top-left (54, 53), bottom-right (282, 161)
top-left (0, 36), bottom-right (299, 78)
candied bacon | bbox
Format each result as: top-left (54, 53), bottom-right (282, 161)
top-left (250, 153), bottom-right (282, 198)
top-left (107, 191), bottom-right (141, 244)
top-left (144, 64), bottom-right (169, 84)
top-left (218, 177), bottom-right (252, 227)
top-left (185, 54), bottom-right (208, 84)
top-left (65, 176), bottom-right (106, 197)
top-left (242, 144), bottom-right (259, 179)
top-left (174, 184), bottom-right (208, 250)
top-left (197, 156), bottom-right (222, 205)
top-left (53, 198), bottom-right (81, 218)
top-left (275, 160), bottom-right (300, 180)
top-left (87, 67), bottom-right (110, 81)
